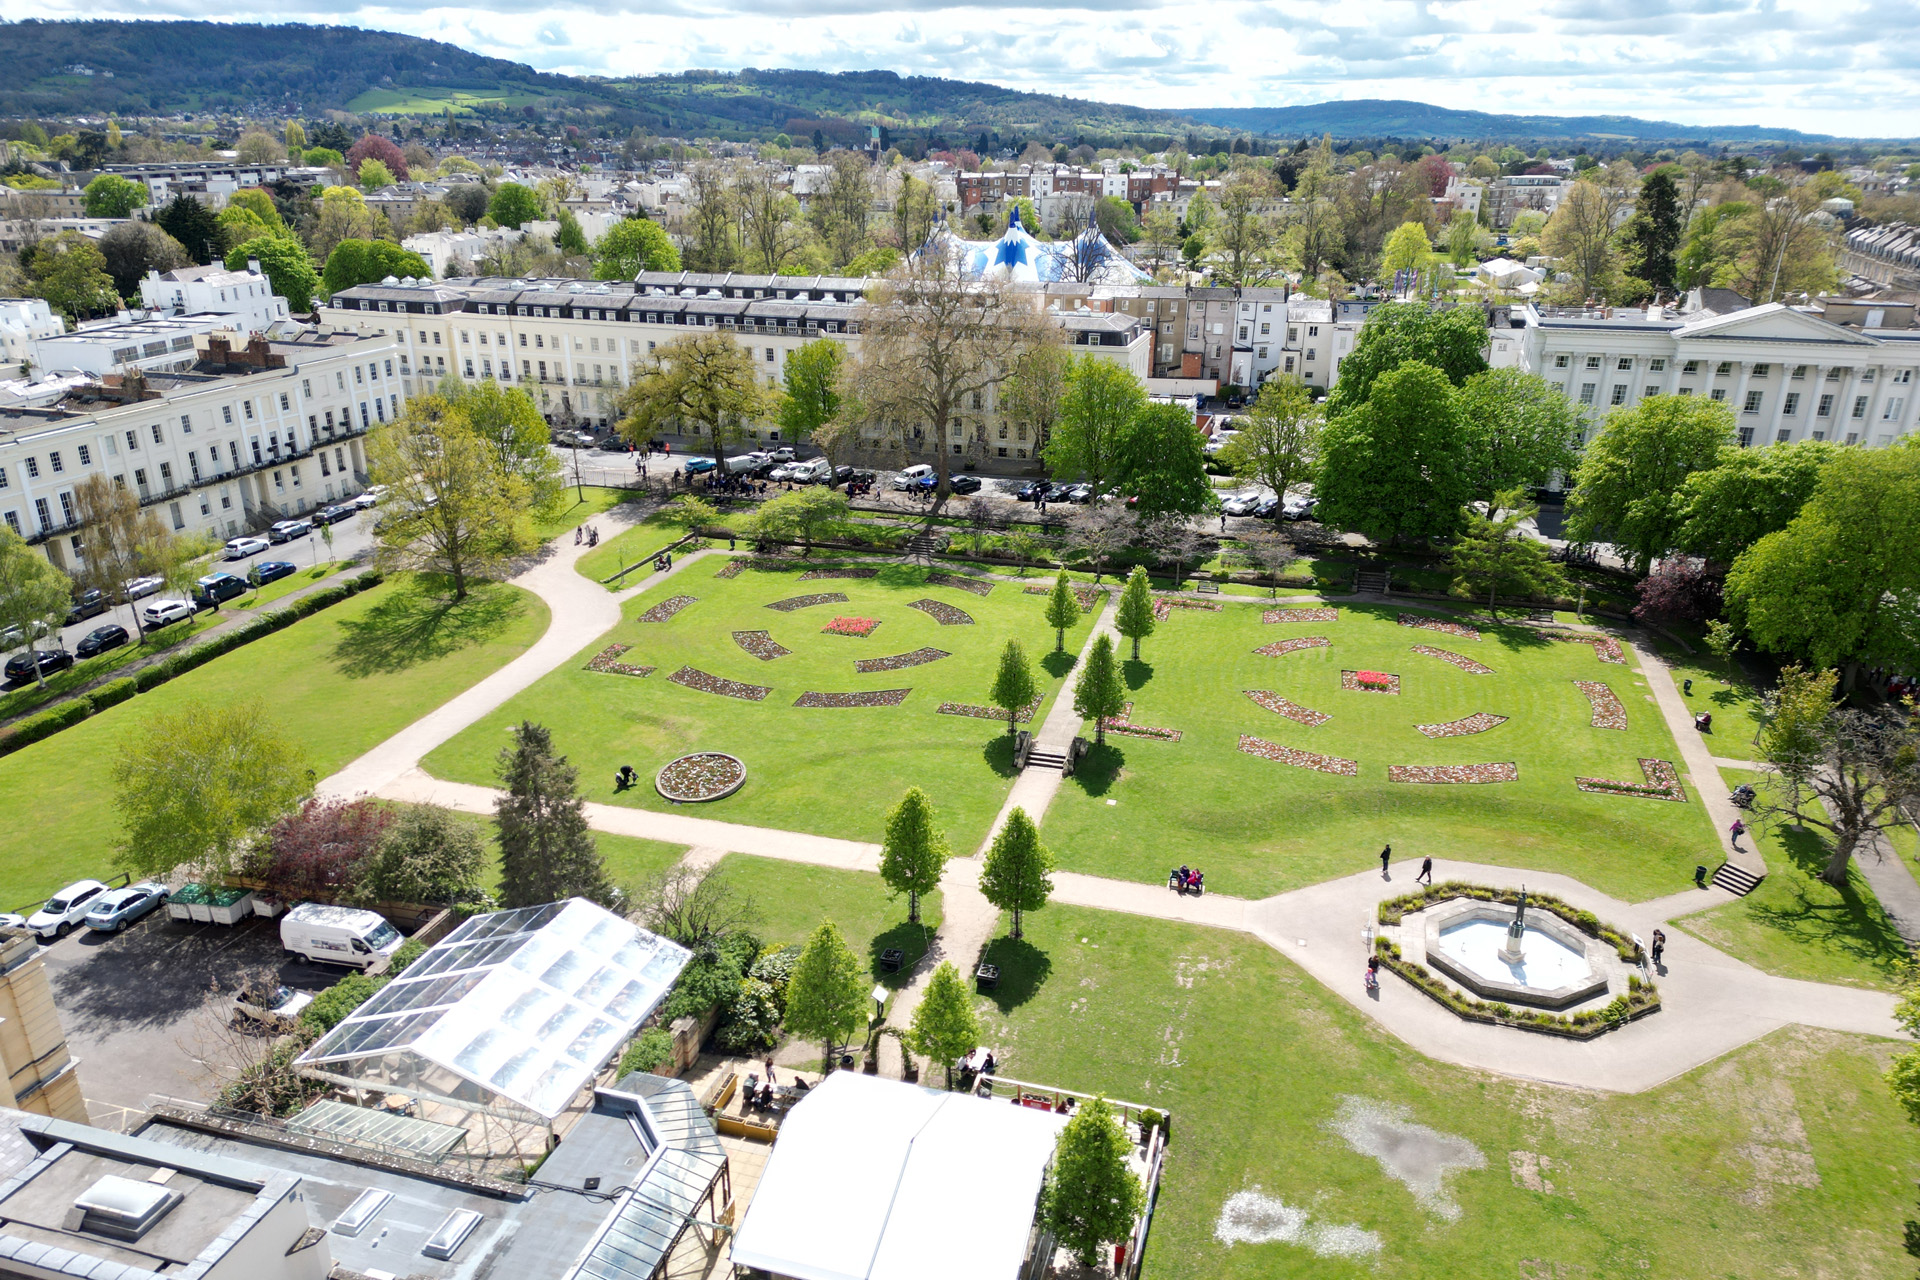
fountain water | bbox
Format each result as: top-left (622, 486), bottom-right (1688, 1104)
top-left (1421, 890), bottom-right (1609, 1010)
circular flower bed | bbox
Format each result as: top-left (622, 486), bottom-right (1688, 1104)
top-left (655, 752), bottom-right (747, 802)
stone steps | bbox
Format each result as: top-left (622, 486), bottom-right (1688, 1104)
top-left (1355, 569), bottom-right (1391, 594)
top-left (1711, 860), bottom-right (1765, 896)
top-left (1024, 747), bottom-right (1068, 773)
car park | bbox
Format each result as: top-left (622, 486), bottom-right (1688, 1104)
top-left (770, 445), bottom-right (796, 462)
top-left (1220, 494), bottom-right (1262, 517)
top-left (65, 589), bottom-right (108, 625)
top-left (892, 464), bottom-right (935, 490)
top-left (26, 880), bottom-right (109, 940)
top-left (121, 575), bottom-right (164, 602)
top-left (83, 883), bottom-right (170, 933)
top-left (1204, 430), bottom-right (1241, 456)
top-left (250, 560), bottom-right (297, 587)
top-left (223, 536), bottom-right (270, 560)
top-left (193, 573), bottom-right (248, 607)
top-left (268, 519), bottom-right (312, 543)
top-left (4, 649), bottom-right (73, 684)
top-left (140, 599), bottom-right (194, 629)
top-left (75, 624), bottom-right (130, 658)
top-left (233, 982), bottom-right (316, 1032)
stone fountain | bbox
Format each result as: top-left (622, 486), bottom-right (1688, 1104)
top-left (1422, 888), bottom-right (1609, 1010)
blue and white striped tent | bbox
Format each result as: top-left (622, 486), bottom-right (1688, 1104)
top-left (925, 206), bottom-right (1150, 285)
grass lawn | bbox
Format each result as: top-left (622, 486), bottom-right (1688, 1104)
top-left (231, 560), bottom-right (355, 610)
top-left (1652, 639), bottom-right (1769, 757)
top-left (420, 561), bottom-right (1096, 854)
top-left (0, 608), bottom-right (224, 721)
top-left (1043, 601), bottom-right (1718, 902)
top-left (1674, 770), bottom-right (1910, 990)
top-left (574, 512), bottom-right (684, 589)
top-left (531, 486), bottom-right (644, 543)
top-left (710, 853), bottom-right (943, 991)
top-left (0, 576), bottom-right (549, 912)
top-left (971, 904), bottom-right (1920, 1280)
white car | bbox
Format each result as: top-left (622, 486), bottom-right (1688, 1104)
top-left (122, 575), bottom-right (165, 601)
top-left (766, 464), bottom-right (797, 482)
top-left (892, 464), bottom-right (935, 491)
top-left (769, 445), bottom-right (796, 462)
top-left (234, 983), bottom-right (316, 1032)
top-left (140, 598), bottom-right (194, 628)
top-left (1220, 494), bottom-right (1262, 517)
top-left (223, 536), bottom-right (270, 560)
top-left (26, 879), bottom-right (109, 940)
top-left (1204, 430), bottom-right (1241, 456)
top-left (0, 913), bottom-right (27, 932)
top-left (351, 488), bottom-right (382, 509)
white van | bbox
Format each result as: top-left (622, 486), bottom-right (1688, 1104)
top-left (724, 451), bottom-right (769, 475)
top-left (280, 904), bottom-right (404, 970)
top-left (793, 457), bottom-right (833, 484)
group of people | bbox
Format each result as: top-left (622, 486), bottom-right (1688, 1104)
top-left (1168, 865), bottom-right (1206, 895)
top-left (652, 552), bottom-right (675, 574)
top-left (612, 764), bottom-right (640, 791)
top-left (956, 1049), bottom-right (998, 1091)
top-left (573, 524), bottom-right (601, 547)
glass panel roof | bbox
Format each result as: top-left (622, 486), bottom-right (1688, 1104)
top-left (297, 899), bottom-right (690, 1120)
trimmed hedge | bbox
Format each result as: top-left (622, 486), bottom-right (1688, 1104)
top-left (90, 678), bottom-right (136, 711)
top-left (0, 697), bottom-right (97, 756)
top-left (1377, 880), bottom-right (1639, 962)
top-left (1375, 938), bottom-right (1659, 1038)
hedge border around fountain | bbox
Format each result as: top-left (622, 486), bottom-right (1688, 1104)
top-left (1378, 880), bottom-right (1638, 960)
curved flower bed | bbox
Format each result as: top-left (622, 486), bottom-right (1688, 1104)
top-left (1152, 596), bottom-right (1223, 621)
top-left (585, 644), bottom-right (655, 678)
top-left (794, 689), bottom-right (912, 708)
top-left (938, 696), bottom-right (1040, 723)
top-left (655, 752), bottom-right (747, 802)
top-left (1409, 644), bottom-right (1494, 675)
top-left (855, 647), bottom-right (950, 673)
top-left (732, 630), bottom-right (792, 661)
top-left (1398, 614), bottom-right (1480, 641)
top-left (1100, 701), bottom-right (1181, 742)
top-left (667, 666), bottom-right (772, 701)
top-left (766, 592), bottom-right (849, 612)
top-left (638, 595), bottom-right (697, 623)
top-left (1576, 758), bottom-right (1685, 801)
top-left (1025, 583), bottom-right (1103, 611)
top-left (1238, 734), bottom-right (1358, 776)
top-left (1263, 607), bottom-right (1339, 624)
top-left (1388, 762), bottom-right (1518, 784)
top-left (822, 616), bottom-right (881, 637)
top-left (1243, 690), bottom-right (1331, 727)
top-left (1573, 680), bottom-right (1627, 730)
top-left (799, 566), bottom-right (878, 581)
top-left (925, 571), bottom-right (994, 596)
top-left (715, 557), bottom-right (796, 579)
top-left (908, 598), bottom-right (974, 625)
top-left (1547, 632), bottom-right (1627, 664)
top-left (1416, 712), bottom-right (1507, 738)
top-left (1253, 636), bottom-right (1329, 658)
top-left (1342, 670), bottom-right (1401, 694)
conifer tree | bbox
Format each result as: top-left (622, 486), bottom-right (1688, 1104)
top-left (989, 638), bottom-right (1038, 736)
top-left (1074, 633), bottom-right (1126, 745)
top-left (1043, 569), bottom-right (1079, 652)
top-left (979, 807), bottom-right (1053, 940)
top-left (908, 961), bottom-right (981, 1088)
top-left (879, 786), bottom-right (949, 924)
top-left (1114, 565), bottom-right (1156, 660)
top-left (495, 722), bottom-right (615, 909)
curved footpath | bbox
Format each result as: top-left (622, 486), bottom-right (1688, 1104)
top-left (318, 533), bottom-right (1907, 1095)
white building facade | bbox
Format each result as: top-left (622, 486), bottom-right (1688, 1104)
top-left (139, 262), bottom-right (291, 331)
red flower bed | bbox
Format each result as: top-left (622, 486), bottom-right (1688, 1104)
top-left (1388, 762), bottom-right (1518, 784)
top-left (638, 595), bottom-right (697, 623)
top-left (925, 571), bottom-right (995, 596)
top-left (766, 592), bottom-right (849, 612)
top-left (1151, 596), bottom-right (1223, 621)
top-left (1409, 644), bottom-right (1494, 675)
top-left (667, 666), bottom-right (772, 701)
top-left (1243, 690), bottom-right (1331, 727)
top-left (1263, 608), bottom-right (1339, 624)
top-left (855, 647), bottom-right (950, 673)
top-left (822, 616), bottom-right (881, 637)
top-left (1238, 735), bottom-right (1358, 776)
top-left (1573, 680), bottom-right (1628, 730)
top-left (908, 598), bottom-right (974, 625)
top-left (1397, 614), bottom-right (1481, 641)
top-left (1253, 636), bottom-right (1330, 657)
top-left (793, 689), bottom-right (911, 708)
top-left (1576, 758), bottom-right (1686, 801)
top-left (1415, 712), bottom-right (1508, 738)
top-left (732, 630), bottom-right (792, 661)
top-left (584, 644), bottom-right (654, 678)
top-left (1099, 701), bottom-right (1181, 742)
top-left (938, 696), bottom-right (1039, 722)
top-left (1342, 670), bottom-right (1401, 694)
top-left (1546, 632), bottom-right (1627, 664)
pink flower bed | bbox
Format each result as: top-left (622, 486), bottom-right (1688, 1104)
top-left (1253, 636), bottom-right (1330, 657)
top-left (822, 616), bottom-right (881, 637)
top-left (1574, 680), bottom-right (1628, 730)
top-left (937, 696), bottom-right (1040, 722)
top-left (793, 688), bottom-right (912, 708)
top-left (855, 647), bottom-right (950, 673)
top-left (638, 595), bottom-right (697, 623)
top-left (1415, 712), bottom-right (1508, 738)
top-left (1243, 690), bottom-right (1331, 727)
top-left (1388, 762), bottom-right (1519, 784)
top-left (1576, 758), bottom-right (1686, 801)
top-left (667, 666), bottom-right (772, 701)
top-left (1342, 669), bottom-right (1401, 694)
top-left (1151, 596), bottom-right (1223, 621)
top-left (925, 571), bottom-right (995, 596)
top-left (584, 644), bottom-right (654, 678)
top-left (908, 598), bottom-right (974, 625)
top-left (1099, 701), bottom-right (1181, 743)
top-left (1238, 735), bottom-right (1359, 776)
top-left (732, 630), bottom-right (792, 661)
top-left (1547, 632), bottom-right (1628, 664)
top-left (1024, 583), bottom-right (1103, 611)
top-left (766, 592), bottom-right (849, 612)
top-left (1263, 608), bottom-right (1339, 624)
top-left (1409, 644), bottom-right (1494, 675)
top-left (798, 566), bottom-right (879, 581)
top-left (1397, 614), bottom-right (1481, 641)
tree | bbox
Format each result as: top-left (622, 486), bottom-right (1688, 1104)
top-left (683, 162), bottom-right (741, 272)
top-left (1382, 220), bottom-right (1432, 275)
top-left (112, 700), bottom-right (313, 883)
top-left (978, 807), bottom-right (1053, 940)
top-left (785, 920), bottom-right (869, 1065)
top-left (1673, 440), bottom-right (1836, 567)
top-left (257, 797), bottom-right (391, 901)
top-left (353, 803), bottom-right (488, 907)
top-left (487, 182), bottom-right (542, 230)
top-left (1444, 211), bottom-right (1486, 268)
top-left (1316, 362), bottom-right (1474, 545)
top-left (879, 787), bottom-right (949, 925)
top-left (445, 182), bottom-right (491, 227)
top-left (1453, 368), bottom-right (1584, 504)
top-left (345, 133), bottom-right (409, 183)
top-left (1093, 195), bottom-right (1140, 245)
top-left (1565, 395), bottom-right (1736, 573)
top-left (0, 528), bottom-right (73, 687)
top-left (1210, 175), bottom-right (1284, 287)
top-left (1233, 527), bottom-right (1299, 596)
top-left (367, 395), bottom-right (524, 600)
top-left (1066, 503), bottom-right (1132, 583)
top-left (554, 209), bottom-right (589, 257)
top-left (1543, 164), bottom-right (1639, 300)
top-left (1114, 565), bottom-right (1156, 660)
top-left (1759, 663), bottom-right (1838, 813)
top-left (736, 164), bottom-right (810, 274)
top-left (1219, 375), bottom-right (1322, 501)
top-left (70, 473), bottom-right (173, 629)
top-left (1114, 402), bottom-right (1214, 519)
top-left (908, 962), bottom-right (981, 1088)
top-left (1448, 489), bottom-right (1568, 612)
top-left (98, 221), bottom-right (189, 296)
top-left (618, 330), bottom-right (766, 468)
top-left (82, 173), bottom-right (148, 218)
top-left (1141, 203), bottom-right (1183, 272)
top-left (752, 487), bottom-right (849, 553)
top-left (1323, 301), bottom-right (1489, 420)
top-left (775, 338), bottom-right (845, 448)
top-left (1754, 703), bottom-right (1920, 886)
top-left (593, 217), bottom-right (680, 279)
top-left (1000, 342), bottom-right (1070, 460)
top-left (226, 188), bottom-right (287, 239)
top-left (25, 232), bottom-right (120, 319)
top-left (284, 120), bottom-right (307, 151)
top-left (153, 194), bottom-right (221, 263)
top-left (356, 159), bottom-right (396, 192)
top-left (1043, 570), bottom-right (1079, 652)
top-left (495, 721), bottom-right (615, 908)
top-left (1621, 165), bottom-right (1685, 295)
top-left (1044, 355), bottom-right (1145, 492)
top-left (1040, 1095), bottom-right (1146, 1268)
top-left (454, 380), bottom-right (564, 510)
top-left (1631, 558), bottom-right (1724, 626)
top-left (321, 239), bottom-right (431, 295)
top-left (1073, 632), bottom-right (1126, 745)
top-left (307, 187), bottom-right (385, 263)
top-left (224, 236), bottom-right (319, 313)
top-left (989, 638), bottom-right (1039, 736)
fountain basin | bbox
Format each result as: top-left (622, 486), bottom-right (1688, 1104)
top-left (1422, 901), bottom-right (1608, 1009)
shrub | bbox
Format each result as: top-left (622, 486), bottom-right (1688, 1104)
top-left (299, 970), bottom-right (385, 1033)
top-left (618, 1026), bottom-right (675, 1075)
top-left (663, 953), bottom-right (746, 1022)
top-left (90, 677), bottom-right (136, 710)
top-left (215, 1023), bottom-right (325, 1117)
top-left (387, 937), bottom-right (428, 977)
top-left (714, 977), bottom-right (781, 1052)
top-left (134, 662), bottom-right (172, 692)
top-left (0, 696), bottom-right (94, 757)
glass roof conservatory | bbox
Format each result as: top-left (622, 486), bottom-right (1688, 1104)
top-left (295, 900), bottom-right (690, 1125)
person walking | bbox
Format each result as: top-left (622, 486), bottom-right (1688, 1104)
top-left (1417, 856), bottom-right (1433, 885)
top-left (1650, 929), bottom-right (1666, 968)
top-left (1729, 818), bottom-right (1746, 850)
top-left (1379, 845), bottom-right (1392, 878)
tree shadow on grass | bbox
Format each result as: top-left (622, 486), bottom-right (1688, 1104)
top-left (873, 563), bottom-right (935, 589)
top-left (1040, 650), bottom-right (1077, 679)
top-left (1122, 659), bottom-right (1153, 691)
top-left (869, 918), bottom-right (938, 990)
top-left (331, 579), bottom-right (521, 678)
top-left (981, 733), bottom-right (1020, 778)
top-left (1069, 743), bottom-right (1125, 797)
top-left (975, 935), bottom-right (1051, 1014)
top-left (1743, 824), bottom-right (1911, 980)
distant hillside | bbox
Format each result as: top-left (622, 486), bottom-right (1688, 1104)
top-left (1184, 99), bottom-right (1851, 146)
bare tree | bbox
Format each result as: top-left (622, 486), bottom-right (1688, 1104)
top-left (72, 474), bottom-right (167, 629)
top-left (1066, 503), bottom-right (1133, 582)
top-left (734, 164), bottom-right (808, 275)
top-left (1756, 705), bottom-right (1920, 887)
top-left (1233, 528), bottom-right (1300, 596)
top-left (633, 865), bottom-right (762, 957)
top-left (1144, 515), bottom-right (1211, 588)
top-left (814, 151), bottom-right (876, 268)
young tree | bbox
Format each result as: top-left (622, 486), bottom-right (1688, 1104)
top-left (1759, 663), bottom-right (1838, 813)
top-left (451, 380), bottom-right (565, 513)
top-left (978, 807), bottom-right (1053, 940)
top-left (368, 396), bottom-right (523, 600)
top-left (1001, 342), bottom-right (1071, 459)
top-left (1323, 301), bottom-right (1488, 420)
top-left (1315, 362), bottom-right (1474, 545)
top-left (1073, 633), bottom-right (1126, 745)
top-left (1043, 570), bottom-right (1079, 652)
top-left (1144, 515), bottom-right (1211, 589)
top-left (356, 159), bottom-right (397, 192)
top-left (113, 700), bottom-right (313, 883)
top-left (0, 528), bottom-right (73, 687)
top-left (879, 787), bottom-right (949, 925)
top-left (751, 487), bottom-right (849, 554)
top-left (1447, 489), bottom-right (1568, 612)
top-left (593, 217), bottom-right (681, 279)
top-left (1043, 355), bottom-right (1146, 492)
top-left (1672, 440), bottom-right (1836, 568)
top-left (634, 865), bottom-right (761, 957)
top-left (1381, 220), bottom-right (1432, 275)
top-left (353, 803), bottom-right (488, 908)
top-left (908, 961), bottom-right (981, 1088)
top-left (495, 721), bottom-right (616, 909)
top-left (1565, 394), bottom-right (1736, 574)
top-left (617, 330), bottom-right (766, 469)
top-left (1219, 375), bottom-right (1323, 502)
top-left (1453, 368), bottom-right (1584, 504)
top-left (775, 338), bottom-right (845, 449)
top-left (1233, 527), bottom-right (1300, 596)
top-left (1755, 704), bottom-right (1920, 887)
top-left (785, 920), bottom-right (869, 1065)
top-left (70, 473), bottom-right (163, 628)
top-left (1039, 1096), bottom-right (1147, 1268)
top-left (1114, 565), bottom-right (1156, 660)
top-left (989, 639), bottom-right (1039, 736)
top-left (1114, 402), bottom-right (1214, 519)
top-left (1065, 503), bottom-right (1132, 583)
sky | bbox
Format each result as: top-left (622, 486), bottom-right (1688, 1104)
top-left (12, 0), bottom-right (1920, 138)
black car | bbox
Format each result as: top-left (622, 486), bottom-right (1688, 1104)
top-left (832, 466), bottom-right (877, 488)
top-left (1252, 495), bottom-right (1282, 519)
top-left (75, 625), bottom-right (130, 658)
top-left (64, 589), bottom-right (107, 625)
top-left (4, 649), bottom-right (73, 684)
top-left (949, 474), bottom-right (982, 495)
top-left (1059, 483), bottom-right (1095, 504)
top-left (250, 560), bottom-right (297, 587)
top-left (311, 504), bottom-right (354, 526)
top-left (1016, 480), bottom-right (1055, 502)
top-left (193, 573), bottom-right (249, 607)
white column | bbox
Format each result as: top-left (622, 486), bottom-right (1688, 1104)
top-left (1730, 362), bottom-right (1753, 441)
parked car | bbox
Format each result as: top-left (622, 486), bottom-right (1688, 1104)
top-left (792, 458), bottom-right (834, 484)
top-left (250, 560), bottom-right (297, 587)
top-left (75, 624), bottom-right (130, 658)
top-left (725, 452), bottom-right (770, 476)
top-left (1059, 482), bottom-right (1095, 503)
top-left (683, 457), bottom-right (717, 475)
top-left (234, 983), bottom-right (316, 1032)
top-left (892, 464), bottom-right (935, 491)
top-left (949, 474), bottom-right (983, 495)
top-left (352, 486), bottom-right (385, 509)
top-left (140, 599), bottom-right (194, 629)
top-left (769, 445), bottom-right (796, 462)
top-left (0, 913), bottom-right (26, 932)
top-left (1016, 480), bottom-right (1055, 503)
top-left (25, 880), bottom-right (109, 940)
top-left (268, 519), bottom-right (312, 544)
top-left (223, 536), bottom-right (270, 560)
top-left (766, 463), bottom-right (797, 482)
top-left (65, 589), bottom-right (108, 625)
top-left (83, 882), bottom-right (170, 933)
top-left (311, 504), bottom-right (354, 526)
top-left (0, 620), bottom-right (50, 648)
top-left (4, 649), bottom-right (73, 684)
top-left (1204, 430), bottom-right (1241, 456)
top-left (280, 904), bottom-right (404, 970)
top-left (833, 466), bottom-right (877, 488)
top-left (120, 575), bottom-right (164, 602)
top-left (1282, 493), bottom-right (1318, 521)
top-left (193, 573), bottom-right (248, 607)
top-left (1252, 495), bottom-right (1282, 519)
top-left (1221, 494), bottom-right (1262, 517)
